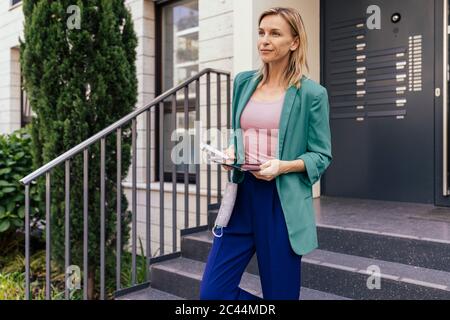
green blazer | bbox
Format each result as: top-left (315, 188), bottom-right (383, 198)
top-left (227, 70), bottom-right (332, 256)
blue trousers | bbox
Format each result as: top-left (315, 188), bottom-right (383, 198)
top-left (199, 171), bottom-right (303, 300)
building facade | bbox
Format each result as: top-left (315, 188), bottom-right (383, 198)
top-left (0, 0), bottom-right (323, 256)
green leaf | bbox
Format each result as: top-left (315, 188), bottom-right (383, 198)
top-left (13, 151), bottom-right (25, 160)
top-left (1, 187), bottom-right (15, 193)
top-left (12, 218), bottom-right (23, 227)
top-left (11, 193), bottom-right (23, 202)
top-left (18, 206), bottom-right (25, 218)
top-left (0, 168), bottom-right (12, 175)
top-left (0, 180), bottom-right (13, 187)
top-left (0, 220), bottom-right (10, 232)
top-left (6, 202), bottom-right (15, 212)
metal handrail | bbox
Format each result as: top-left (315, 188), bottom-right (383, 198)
top-left (20, 67), bottom-right (230, 185)
top-left (21, 67), bottom-right (231, 300)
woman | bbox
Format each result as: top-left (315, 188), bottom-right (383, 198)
top-left (200, 7), bottom-right (332, 300)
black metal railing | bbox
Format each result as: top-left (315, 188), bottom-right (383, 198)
top-left (20, 68), bottom-right (231, 299)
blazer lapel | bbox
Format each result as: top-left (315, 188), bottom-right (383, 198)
top-left (234, 74), bottom-right (260, 131)
top-left (277, 85), bottom-right (299, 159)
top-left (234, 72), bottom-right (303, 160)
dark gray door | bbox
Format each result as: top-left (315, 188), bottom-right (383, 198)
top-left (322, 0), bottom-right (436, 203)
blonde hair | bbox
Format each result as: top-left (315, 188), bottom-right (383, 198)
top-left (253, 7), bottom-right (310, 89)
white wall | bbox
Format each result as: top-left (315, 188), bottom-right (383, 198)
top-left (0, 1), bottom-right (24, 134)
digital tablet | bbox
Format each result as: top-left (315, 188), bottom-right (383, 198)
top-left (214, 161), bottom-right (262, 172)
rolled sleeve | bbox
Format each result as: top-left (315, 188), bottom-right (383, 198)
top-left (296, 88), bottom-right (333, 187)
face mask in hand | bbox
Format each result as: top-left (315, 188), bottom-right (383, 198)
top-left (212, 181), bottom-right (238, 238)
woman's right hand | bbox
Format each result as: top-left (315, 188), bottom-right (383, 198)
top-left (222, 145), bottom-right (236, 171)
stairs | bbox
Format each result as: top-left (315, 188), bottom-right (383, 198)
top-left (116, 201), bottom-right (450, 300)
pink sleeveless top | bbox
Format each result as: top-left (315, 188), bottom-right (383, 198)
top-left (239, 92), bottom-right (286, 170)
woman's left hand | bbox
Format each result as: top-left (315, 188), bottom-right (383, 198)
top-left (251, 159), bottom-right (285, 181)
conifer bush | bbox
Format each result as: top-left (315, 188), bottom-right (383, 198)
top-left (20, 0), bottom-right (138, 299)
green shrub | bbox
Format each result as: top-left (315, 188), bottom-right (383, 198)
top-left (0, 127), bottom-right (41, 233)
top-left (20, 0), bottom-right (138, 299)
top-left (0, 127), bottom-right (43, 259)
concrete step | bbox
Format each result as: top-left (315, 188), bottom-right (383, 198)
top-left (181, 230), bottom-right (450, 299)
top-left (316, 223), bottom-right (450, 272)
top-left (115, 286), bottom-right (185, 300)
top-left (208, 209), bottom-right (450, 272)
top-left (149, 256), bottom-right (350, 300)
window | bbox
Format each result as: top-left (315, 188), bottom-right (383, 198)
top-left (157, 0), bottom-right (199, 183)
top-left (161, 0), bottom-right (199, 91)
top-left (11, 0), bottom-right (22, 6)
